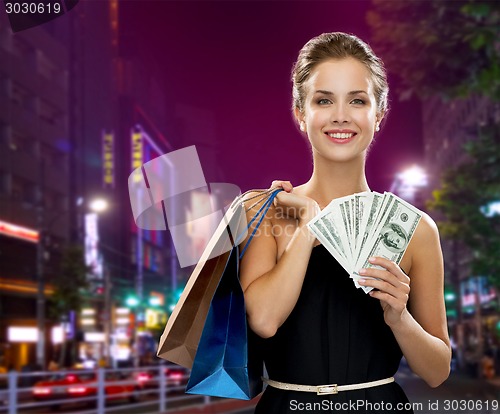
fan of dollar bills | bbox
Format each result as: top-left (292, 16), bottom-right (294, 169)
top-left (306, 191), bottom-right (422, 293)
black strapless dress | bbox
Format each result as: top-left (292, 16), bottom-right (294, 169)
top-left (254, 244), bottom-right (413, 413)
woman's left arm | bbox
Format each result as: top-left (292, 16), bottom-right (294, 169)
top-left (358, 213), bottom-right (451, 388)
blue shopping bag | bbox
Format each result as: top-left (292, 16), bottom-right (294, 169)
top-left (186, 188), bottom-right (281, 399)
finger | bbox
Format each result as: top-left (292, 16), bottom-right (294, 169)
top-left (368, 290), bottom-right (407, 313)
top-left (271, 180), bottom-right (293, 192)
top-left (273, 190), bottom-right (292, 210)
top-left (358, 278), bottom-right (408, 299)
top-left (358, 268), bottom-right (401, 288)
top-left (367, 257), bottom-right (409, 282)
top-left (273, 192), bottom-right (297, 216)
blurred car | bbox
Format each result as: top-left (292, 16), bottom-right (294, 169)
top-left (33, 372), bottom-right (87, 403)
top-left (165, 366), bottom-right (188, 387)
top-left (136, 366), bottom-right (189, 390)
top-left (32, 370), bottom-right (143, 409)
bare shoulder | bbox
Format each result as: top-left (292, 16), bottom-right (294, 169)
top-left (407, 210), bottom-right (444, 290)
top-left (410, 211), bottom-right (441, 257)
top-left (397, 210), bottom-right (439, 275)
top-left (416, 210), bottom-right (439, 236)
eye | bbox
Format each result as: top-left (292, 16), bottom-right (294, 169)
top-left (317, 98), bottom-right (331, 105)
top-left (351, 98), bottom-right (365, 105)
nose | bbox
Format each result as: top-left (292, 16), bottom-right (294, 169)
top-left (330, 102), bottom-right (350, 124)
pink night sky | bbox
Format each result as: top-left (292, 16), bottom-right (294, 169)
top-left (121, 1), bottom-right (423, 193)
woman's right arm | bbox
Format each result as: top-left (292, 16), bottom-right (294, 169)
top-left (239, 182), bottom-right (319, 338)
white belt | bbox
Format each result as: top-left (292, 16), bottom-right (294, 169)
top-left (262, 376), bottom-right (394, 396)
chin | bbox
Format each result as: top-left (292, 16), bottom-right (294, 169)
top-left (314, 148), bottom-right (368, 164)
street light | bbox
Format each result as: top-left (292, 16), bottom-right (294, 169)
top-left (399, 165), bottom-right (428, 188)
top-left (86, 198), bottom-right (112, 367)
top-left (89, 198), bottom-right (109, 213)
top-left (126, 295), bottom-right (140, 308)
top-left (390, 165), bottom-right (428, 204)
top-left (35, 196), bottom-right (110, 369)
top-left (148, 297), bottom-right (161, 307)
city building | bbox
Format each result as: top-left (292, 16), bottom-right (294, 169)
top-left (0, 13), bottom-right (71, 370)
top-left (0, 0), bottom-right (178, 369)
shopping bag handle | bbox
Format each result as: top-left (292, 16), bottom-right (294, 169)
top-left (237, 188), bottom-right (283, 259)
top-left (231, 187), bottom-right (278, 213)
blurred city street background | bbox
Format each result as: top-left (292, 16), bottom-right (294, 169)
top-left (1, 0), bottom-right (500, 413)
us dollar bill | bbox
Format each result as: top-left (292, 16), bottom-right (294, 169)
top-left (354, 192), bottom-right (383, 265)
top-left (307, 215), bottom-right (350, 272)
top-left (353, 191), bottom-right (372, 253)
top-left (353, 195), bottom-right (422, 291)
top-left (306, 192), bottom-right (422, 293)
top-left (339, 202), bottom-right (354, 264)
top-left (321, 195), bottom-right (356, 265)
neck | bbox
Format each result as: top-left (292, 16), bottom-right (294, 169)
top-left (302, 152), bottom-right (370, 209)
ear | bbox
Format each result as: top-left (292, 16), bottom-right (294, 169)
top-left (375, 111), bottom-right (385, 131)
top-left (294, 107), bottom-right (305, 125)
top-left (376, 111), bottom-right (385, 127)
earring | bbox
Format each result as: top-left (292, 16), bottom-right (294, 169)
top-left (300, 122), bottom-right (306, 132)
top-left (375, 124), bottom-right (380, 132)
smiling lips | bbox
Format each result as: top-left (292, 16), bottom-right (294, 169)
top-left (325, 130), bottom-right (357, 144)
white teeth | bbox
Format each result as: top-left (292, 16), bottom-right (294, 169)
top-left (328, 133), bottom-right (354, 139)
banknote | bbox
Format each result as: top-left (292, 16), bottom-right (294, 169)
top-left (318, 195), bottom-right (355, 262)
top-left (354, 195), bottom-right (422, 273)
top-left (307, 191), bottom-right (422, 293)
top-left (353, 192), bottom-right (374, 254)
top-left (339, 202), bottom-right (354, 264)
top-left (308, 218), bottom-right (350, 272)
top-left (354, 192), bottom-right (383, 266)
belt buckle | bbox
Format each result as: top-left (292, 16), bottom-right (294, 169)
top-left (316, 384), bottom-right (338, 395)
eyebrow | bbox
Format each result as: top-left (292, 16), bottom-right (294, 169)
top-left (314, 89), bottom-right (368, 96)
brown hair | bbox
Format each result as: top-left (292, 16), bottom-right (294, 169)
top-left (291, 32), bottom-right (389, 118)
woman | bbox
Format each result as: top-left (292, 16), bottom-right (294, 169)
top-left (239, 32), bottom-right (450, 413)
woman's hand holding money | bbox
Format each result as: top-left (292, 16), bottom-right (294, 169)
top-left (358, 257), bottom-right (411, 328)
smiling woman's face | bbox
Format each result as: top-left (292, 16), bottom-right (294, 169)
top-left (297, 57), bottom-right (382, 163)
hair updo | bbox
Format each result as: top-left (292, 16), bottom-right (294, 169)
top-left (291, 32), bottom-right (389, 118)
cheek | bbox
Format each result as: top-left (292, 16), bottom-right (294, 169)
top-left (354, 112), bottom-right (376, 128)
top-left (307, 111), bottom-right (329, 130)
